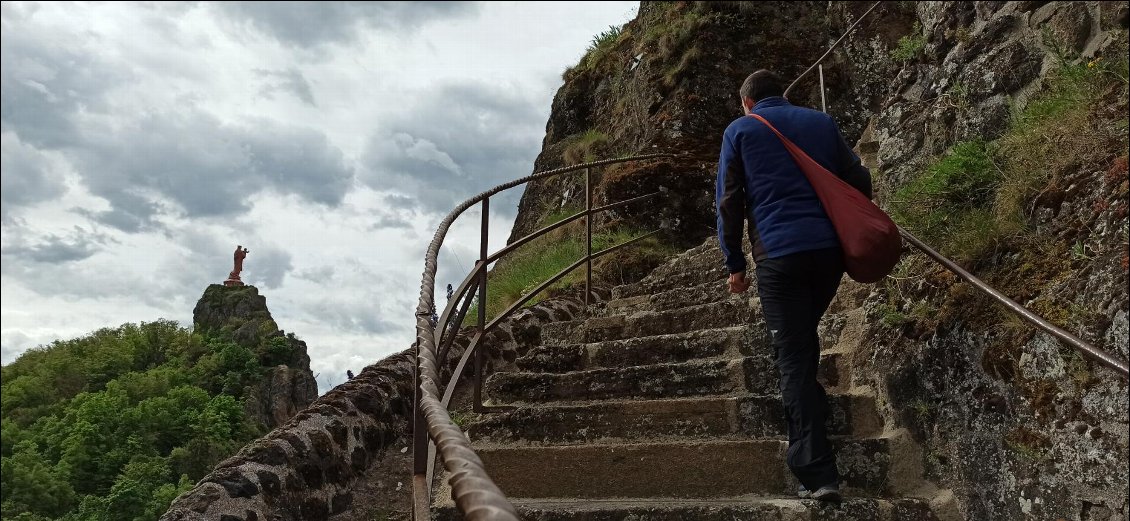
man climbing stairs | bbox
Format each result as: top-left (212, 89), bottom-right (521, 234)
top-left (434, 239), bottom-right (941, 520)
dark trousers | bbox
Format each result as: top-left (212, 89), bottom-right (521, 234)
top-left (754, 247), bottom-right (844, 490)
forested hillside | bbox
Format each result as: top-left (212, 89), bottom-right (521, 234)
top-left (1, 285), bottom-right (316, 521)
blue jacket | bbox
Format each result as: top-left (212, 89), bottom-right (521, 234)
top-left (716, 97), bottom-right (872, 273)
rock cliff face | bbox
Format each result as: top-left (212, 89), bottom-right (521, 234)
top-left (193, 284), bottom-right (319, 430)
top-left (840, 2), bottom-right (1130, 519)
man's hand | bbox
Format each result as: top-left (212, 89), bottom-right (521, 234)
top-left (728, 271), bottom-right (751, 294)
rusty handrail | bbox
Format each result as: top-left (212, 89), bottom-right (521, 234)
top-left (782, 0), bottom-right (882, 100)
top-left (899, 228), bottom-right (1129, 378)
top-left (413, 153), bottom-right (672, 520)
top-left (487, 190), bottom-right (662, 264)
top-left (790, 1), bottom-right (1129, 379)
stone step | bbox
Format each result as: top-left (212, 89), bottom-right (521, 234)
top-left (819, 350), bottom-right (849, 390)
top-left (604, 278), bottom-right (739, 315)
top-left (484, 357), bottom-right (778, 405)
top-left (467, 436), bottom-right (902, 499)
top-left (515, 327), bottom-right (844, 385)
top-left (541, 300), bottom-right (754, 346)
top-left (515, 325), bottom-right (767, 373)
top-left (434, 496), bottom-right (937, 521)
top-left (610, 241), bottom-right (741, 300)
top-left (610, 264), bottom-right (729, 300)
top-left (465, 393), bottom-right (882, 445)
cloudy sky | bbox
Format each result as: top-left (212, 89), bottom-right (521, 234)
top-left (0, 1), bottom-right (638, 393)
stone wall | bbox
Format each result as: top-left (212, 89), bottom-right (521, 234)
top-left (834, 2), bottom-right (1130, 519)
top-left (161, 296), bottom-right (585, 521)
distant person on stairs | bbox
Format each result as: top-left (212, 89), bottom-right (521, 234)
top-left (714, 69), bottom-right (872, 503)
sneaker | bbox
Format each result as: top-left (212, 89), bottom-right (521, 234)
top-left (798, 483), bottom-right (842, 503)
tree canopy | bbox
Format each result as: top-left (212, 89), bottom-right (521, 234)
top-left (1, 319), bottom-right (271, 521)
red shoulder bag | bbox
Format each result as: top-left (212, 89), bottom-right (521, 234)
top-left (749, 113), bottom-right (901, 283)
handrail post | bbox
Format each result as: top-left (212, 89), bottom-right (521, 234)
top-left (818, 64), bottom-right (826, 113)
top-left (474, 197), bottom-right (489, 412)
top-left (411, 340), bottom-right (429, 520)
top-left (585, 167), bottom-right (593, 306)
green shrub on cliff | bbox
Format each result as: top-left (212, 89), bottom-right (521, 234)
top-left (891, 22), bottom-right (926, 63)
top-left (467, 225), bottom-right (677, 321)
top-left (892, 54), bottom-right (1128, 263)
top-left (1, 320), bottom-right (269, 521)
top-left (891, 139), bottom-right (1000, 260)
top-left (582, 25), bottom-right (623, 69)
top-left (562, 129), bottom-right (611, 165)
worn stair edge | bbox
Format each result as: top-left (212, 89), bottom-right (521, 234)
top-left (464, 436), bottom-right (902, 500)
top-left (540, 300), bottom-right (757, 346)
top-left (603, 278), bottom-right (747, 314)
top-left (465, 392), bottom-right (883, 445)
top-left (610, 241), bottom-right (747, 300)
top-left (489, 351), bottom-right (848, 406)
top-left (485, 356), bottom-right (781, 404)
top-left (515, 325), bottom-right (767, 373)
top-left (434, 496), bottom-right (939, 521)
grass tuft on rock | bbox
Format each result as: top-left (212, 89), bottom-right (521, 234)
top-left (892, 54), bottom-right (1128, 263)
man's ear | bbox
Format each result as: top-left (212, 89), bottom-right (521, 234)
top-left (741, 96), bottom-right (755, 114)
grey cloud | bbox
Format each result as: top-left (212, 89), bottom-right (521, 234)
top-left (296, 262), bottom-right (415, 335)
top-left (370, 213), bottom-right (413, 231)
top-left (0, 15), bottom-right (128, 149)
top-left (0, 250), bottom-right (176, 307)
top-left (2, 226), bottom-right (112, 264)
top-left (306, 295), bottom-right (399, 335)
top-left (294, 265), bottom-right (335, 282)
top-left (1, 330), bottom-right (37, 364)
top-left (161, 229), bottom-right (290, 295)
top-left (382, 193), bottom-right (419, 211)
top-left (362, 81), bottom-right (545, 215)
top-left (1, 132), bottom-right (65, 222)
top-left (166, 232), bottom-right (238, 296)
top-left (2, 16), bottom-right (353, 233)
top-left (214, 1), bottom-right (480, 48)
top-left (257, 68), bottom-right (316, 106)
top-left (243, 245), bottom-right (293, 289)
top-left (74, 193), bottom-right (166, 234)
top-left (317, 373), bottom-right (347, 395)
top-left (68, 110), bottom-right (354, 231)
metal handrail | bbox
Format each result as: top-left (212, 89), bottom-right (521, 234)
top-left (412, 153), bottom-right (672, 520)
top-left (791, 1), bottom-right (1129, 379)
top-left (900, 229), bottom-right (1129, 377)
top-left (782, 1), bottom-right (882, 100)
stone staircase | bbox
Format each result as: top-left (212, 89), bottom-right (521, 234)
top-left (434, 239), bottom-right (939, 520)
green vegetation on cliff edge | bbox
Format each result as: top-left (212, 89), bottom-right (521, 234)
top-left (892, 51), bottom-right (1130, 263)
top-left (1, 320), bottom-right (275, 521)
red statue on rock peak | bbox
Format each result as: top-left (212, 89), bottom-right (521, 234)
top-left (224, 245), bottom-right (249, 287)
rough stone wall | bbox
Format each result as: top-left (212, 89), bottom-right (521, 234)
top-left (161, 296), bottom-right (585, 521)
top-left (831, 2), bottom-right (1130, 519)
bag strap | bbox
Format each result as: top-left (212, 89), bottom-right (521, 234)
top-left (747, 113), bottom-right (816, 166)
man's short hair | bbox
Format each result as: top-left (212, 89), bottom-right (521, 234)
top-left (740, 70), bottom-right (784, 102)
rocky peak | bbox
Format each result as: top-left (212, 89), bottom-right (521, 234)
top-left (192, 284), bottom-right (318, 430)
